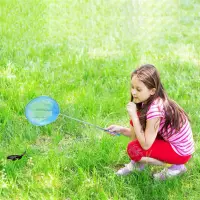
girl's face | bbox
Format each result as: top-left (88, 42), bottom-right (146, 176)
top-left (131, 75), bottom-right (156, 104)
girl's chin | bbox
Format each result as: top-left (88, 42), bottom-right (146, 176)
top-left (133, 98), bottom-right (140, 103)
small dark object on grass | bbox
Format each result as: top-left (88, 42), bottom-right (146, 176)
top-left (7, 151), bottom-right (26, 161)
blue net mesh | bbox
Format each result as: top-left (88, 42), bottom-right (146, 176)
top-left (25, 96), bottom-right (60, 126)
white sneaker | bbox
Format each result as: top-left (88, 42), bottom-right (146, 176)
top-left (153, 164), bottom-right (187, 180)
top-left (116, 161), bottom-right (145, 176)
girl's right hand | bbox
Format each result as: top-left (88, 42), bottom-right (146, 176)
top-left (105, 125), bottom-right (124, 135)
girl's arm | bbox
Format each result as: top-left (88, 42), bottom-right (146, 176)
top-left (131, 114), bottom-right (160, 150)
top-left (120, 127), bottom-right (132, 137)
top-left (130, 126), bottom-right (137, 140)
top-left (116, 126), bottom-right (136, 139)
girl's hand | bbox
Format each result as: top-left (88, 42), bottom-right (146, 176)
top-left (126, 102), bottom-right (137, 117)
top-left (105, 125), bottom-right (124, 135)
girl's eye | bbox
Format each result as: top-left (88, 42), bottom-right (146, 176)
top-left (131, 87), bottom-right (141, 92)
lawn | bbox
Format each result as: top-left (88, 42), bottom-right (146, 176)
top-left (0, 0), bottom-right (200, 199)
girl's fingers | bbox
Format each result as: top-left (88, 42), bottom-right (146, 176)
top-left (104, 129), bottom-right (115, 136)
top-left (106, 125), bottom-right (115, 131)
top-left (105, 125), bottom-right (121, 136)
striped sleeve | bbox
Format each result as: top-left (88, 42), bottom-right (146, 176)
top-left (146, 99), bottom-right (164, 120)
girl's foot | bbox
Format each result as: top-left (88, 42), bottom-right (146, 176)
top-left (116, 161), bottom-right (145, 176)
top-left (153, 164), bottom-right (187, 180)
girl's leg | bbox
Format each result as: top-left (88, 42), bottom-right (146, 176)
top-left (127, 139), bottom-right (191, 164)
top-left (126, 140), bottom-right (191, 179)
top-left (116, 139), bottom-right (191, 176)
top-left (139, 157), bottom-right (166, 166)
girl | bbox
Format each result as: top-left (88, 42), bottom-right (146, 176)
top-left (106, 64), bottom-right (195, 180)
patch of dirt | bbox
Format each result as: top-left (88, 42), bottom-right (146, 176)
top-left (31, 136), bottom-right (52, 152)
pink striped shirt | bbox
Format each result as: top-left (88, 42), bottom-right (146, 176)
top-left (146, 98), bottom-right (195, 156)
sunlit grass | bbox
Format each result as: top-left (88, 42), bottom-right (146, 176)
top-left (0, 0), bottom-right (200, 199)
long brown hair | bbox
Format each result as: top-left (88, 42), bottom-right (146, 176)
top-left (130, 64), bottom-right (189, 138)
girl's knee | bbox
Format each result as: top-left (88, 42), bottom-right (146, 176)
top-left (127, 140), bottom-right (144, 162)
top-left (127, 140), bottom-right (140, 150)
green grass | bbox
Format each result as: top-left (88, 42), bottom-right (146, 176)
top-left (0, 0), bottom-right (200, 199)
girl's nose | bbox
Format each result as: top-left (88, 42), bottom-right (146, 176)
top-left (132, 89), bottom-right (136, 95)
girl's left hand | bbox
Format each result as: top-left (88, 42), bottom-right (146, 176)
top-left (126, 102), bottom-right (137, 117)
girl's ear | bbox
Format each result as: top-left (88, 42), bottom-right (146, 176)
top-left (151, 88), bottom-right (156, 95)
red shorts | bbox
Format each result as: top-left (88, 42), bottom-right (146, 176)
top-left (127, 139), bottom-right (191, 164)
